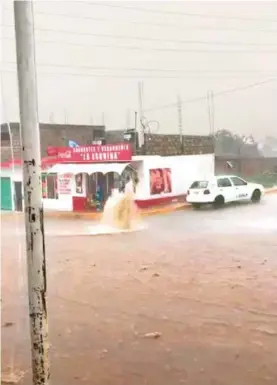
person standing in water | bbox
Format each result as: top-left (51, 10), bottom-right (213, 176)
top-left (95, 184), bottom-right (103, 212)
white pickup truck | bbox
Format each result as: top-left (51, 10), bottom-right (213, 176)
top-left (186, 175), bottom-right (264, 209)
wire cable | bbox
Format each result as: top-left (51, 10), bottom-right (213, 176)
top-left (3, 36), bottom-right (277, 55)
top-left (3, 2), bottom-right (277, 23)
top-left (144, 77), bottom-right (277, 112)
top-left (4, 61), bottom-right (277, 75)
top-left (3, 67), bottom-right (277, 80)
top-left (82, 2), bottom-right (277, 23)
top-left (13, 10), bottom-right (277, 34)
top-left (3, 24), bottom-right (277, 48)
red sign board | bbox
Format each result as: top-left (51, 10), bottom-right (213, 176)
top-left (47, 143), bottom-right (132, 163)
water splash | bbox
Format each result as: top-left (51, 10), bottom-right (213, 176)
top-left (88, 188), bottom-right (146, 235)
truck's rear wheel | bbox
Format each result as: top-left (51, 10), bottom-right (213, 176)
top-left (251, 189), bottom-right (261, 203)
top-left (192, 203), bottom-right (201, 209)
top-left (213, 195), bottom-right (225, 209)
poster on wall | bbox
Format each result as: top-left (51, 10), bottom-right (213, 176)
top-left (41, 174), bottom-right (47, 198)
top-left (150, 168), bottom-right (172, 195)
top-left (59, 174), bottom-right (72, 195)
top-left (75, 173), bottom-right (83, 194)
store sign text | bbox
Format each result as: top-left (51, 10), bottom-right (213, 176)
top-left (48, 143), bottom-right (132, 163)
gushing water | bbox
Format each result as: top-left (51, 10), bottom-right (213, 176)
top-left (88, 187), bottom-right (145, 235)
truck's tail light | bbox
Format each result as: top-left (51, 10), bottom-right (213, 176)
top-left (204, 189), bottom-right (210, 195)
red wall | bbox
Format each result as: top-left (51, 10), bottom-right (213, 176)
top-left (72, 196), bottom-right (87, 211)
top-left (135, 194), bottom-right (186, 209)
top-left (72, 194), bottom-right (186, 212)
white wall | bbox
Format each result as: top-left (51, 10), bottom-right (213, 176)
top-left (134, 154), bottom-right (215, 200)
top-left (168, 154), bottom-right (215, 194)
top-left (1, 168), bottom-right (88, 211)
top-left (43, 172), bottom-right (87, 211)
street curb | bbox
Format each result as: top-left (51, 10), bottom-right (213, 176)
top-left (42, 202), bottom-right (190, 221)
top-left (2, 187), bottom-right (277, 221)
top-left (264, 187), bottom-right (277, 195)
top-left (0, 202), bottom-right (190, 221)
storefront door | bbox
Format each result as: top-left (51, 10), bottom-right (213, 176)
top-left (14, 181), bottom-right (23, 211)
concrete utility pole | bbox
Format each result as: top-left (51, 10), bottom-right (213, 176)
top-left (14, 2), bottom-right (50, 384)
top-left (138, 81), bottom-right (145, 148)
top-left (207, 90), bottom-right (216, 153)
top-left (177, 94), bottom-right (183, 145)
top-left (207, 90), bottom-right (215, 136)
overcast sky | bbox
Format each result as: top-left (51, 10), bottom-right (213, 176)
top-left (1, 1), bottom-right (277, 139)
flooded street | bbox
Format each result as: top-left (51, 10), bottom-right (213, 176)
top-left (2, 195), bottom-right (277, 385)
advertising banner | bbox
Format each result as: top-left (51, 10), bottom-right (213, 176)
top-left (47, 143), bottom-right (132, 163)
top-left (59, 174), bottom-right (72, 195)
top-left (150, 168), bottom-right (172, 195)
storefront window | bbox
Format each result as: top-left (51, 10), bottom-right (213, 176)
top-left (75, 173), bottom-right (83, 194)
top-left (41, 173), bottom-right (58, 199)
top-left (41, 173), bottom-right (47, 198)
top-left (47, 174), bottom-right (58, 199)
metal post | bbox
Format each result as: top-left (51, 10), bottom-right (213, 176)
top-left (138, 81), bottom-right (145, 148)
top-left (207, 90), bottom-right (212, 135)
top-left (13, 2), bottom-right (50, 384)
top-left (177, 94), bottom-right (183, 152)
top-left (134, 111), bottom-right (138, 152)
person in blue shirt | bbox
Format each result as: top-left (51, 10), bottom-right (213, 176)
top-left (95, 184), bottom-right (103, 211)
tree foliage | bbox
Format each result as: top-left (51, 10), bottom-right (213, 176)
top-left (214, 129), bottom-right (260, 157)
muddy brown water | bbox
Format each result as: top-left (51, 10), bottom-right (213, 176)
top-left (1, 196), bottom-right (277, 384)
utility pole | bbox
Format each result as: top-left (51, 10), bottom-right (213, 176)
top-left (14, 2), bottom-right (50, 385)
top-left (207, 90), bottom-right (212, 135)
top-left (207, 89), bottom-right (215, 136)
top-left (138, 81), bottom-right (145, 148)
top-left (177, 93), bottom-right (183, 151)
top-left (210, 90), bottom-right (215, 137)
top-left (126, 108), bottom-right (131, 129)
top-left (102, 112), bottom-right (105, 126)
top-left (207, 90), bottom-right (216, 154)
top-left (134, 111), bottom-right (138, 151)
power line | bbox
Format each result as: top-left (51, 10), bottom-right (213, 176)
top-left (144, 77), bottom-right (277, 112)
top-left (5, 61), bottom-right (277, 74)
top-left (86, 2), bottom-right (277, 23)
top-left (4, 36), bottom-right (277, 54)
top-left (15, 10), bottom-right (277, 34)
top-left (4, 2), bottom-right (277, 23)
top-left (3, 68), bottom-right (277, 80)
top-left (3, 24), bottom-right (277, 48)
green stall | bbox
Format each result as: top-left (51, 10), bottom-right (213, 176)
top-left (1, 177), bottom-right (13, 210)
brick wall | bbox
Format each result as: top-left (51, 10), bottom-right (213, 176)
top-left (105, 130), bottom-right (125, 144)
top-left (3, 123), bottom-right (275, 177)
top-left (105, 130), bottom-right (214, 156)
top-left (1, 122), bottom-right (105, 161)
top-left (136, 134), bottom-right (214, 156)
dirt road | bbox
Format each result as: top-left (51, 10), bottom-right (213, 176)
top-left (1, 196), bottom-right (277, 384)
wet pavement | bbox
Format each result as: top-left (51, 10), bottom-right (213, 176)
top-left (1, 195), bottom-right (277, 384)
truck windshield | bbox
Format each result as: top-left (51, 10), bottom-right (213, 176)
top-left (190, 181), bottom-right (209, 189)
